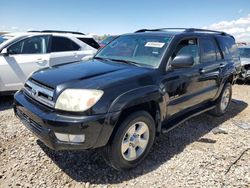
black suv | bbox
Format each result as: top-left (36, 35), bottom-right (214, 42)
top-left (14, 28), bottom-right (241, 170)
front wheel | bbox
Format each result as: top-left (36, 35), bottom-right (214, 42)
top-left (209, 82), bottom-right (232, 116)
top-left (102, 111), bottom-right (156, 170)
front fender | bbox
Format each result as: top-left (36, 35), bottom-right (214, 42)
top-left (94, 85), bottom-right (168, 148)
top-left (108, 85), bottom-right (167, 118)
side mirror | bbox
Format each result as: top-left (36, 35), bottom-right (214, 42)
top-left (1, 48), bottom-right (9, 56)
top-left (170, 55), bottom-right (194, 68)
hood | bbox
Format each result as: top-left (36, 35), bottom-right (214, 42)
top-left (30, 59), bottom-right (152, 89)
top-left (240, 58), bottom-right (250, 66)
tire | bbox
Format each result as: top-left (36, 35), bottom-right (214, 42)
top-left (209, 82), bottom-right (232, 116)
top-left (102, 111), bottom-right (156, 170)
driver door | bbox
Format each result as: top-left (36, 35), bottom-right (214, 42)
top-left (163, 38), bottom-right (204, 117)
top-left (0, 35), bottom-right (50, 92)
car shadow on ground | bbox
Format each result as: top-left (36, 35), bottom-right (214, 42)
top-left (0, 95), bottom-right (14, 111)
top-left (38, 99), bottom-right (248, 184)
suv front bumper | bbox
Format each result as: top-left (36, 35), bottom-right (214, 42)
top-left (14, 90), bottom-right (116, 150)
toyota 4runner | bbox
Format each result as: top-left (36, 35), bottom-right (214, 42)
top-left (14, 28), bottom-right (241, 170)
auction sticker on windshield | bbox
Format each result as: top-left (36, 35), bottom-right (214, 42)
top-left (145, 42), bottom-right (165, 48)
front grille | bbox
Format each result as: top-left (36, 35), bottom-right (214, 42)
top-left (24, 79), bottom-right (55, 108)
top-left (16, 109), bottom-right (43, 132)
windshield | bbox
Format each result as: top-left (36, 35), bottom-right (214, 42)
top-left (0, 35), bottom-right (7, 44)
top-left (239, 48), bottom-right (250, 58)
top-left (96, 35), bottom-right (171, 68)
top-left (101, 36), bottom-right (117, 45)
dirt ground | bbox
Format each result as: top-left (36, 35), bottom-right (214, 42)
top-left (0, 84), bottom-right (249, 188)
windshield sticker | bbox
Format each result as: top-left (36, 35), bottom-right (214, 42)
top-left (145, 42), bottom-right (165, 48)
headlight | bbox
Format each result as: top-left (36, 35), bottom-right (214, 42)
top-left (55, 89), bottom-right (104, 112)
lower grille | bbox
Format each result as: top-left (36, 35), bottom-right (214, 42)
top-left (16, 109), bottom-right (43, 132)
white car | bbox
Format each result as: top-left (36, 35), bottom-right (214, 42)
top-left (0, 30), bottom-right (99, 94)
top-left (239, 45), bottom-right (250, 81)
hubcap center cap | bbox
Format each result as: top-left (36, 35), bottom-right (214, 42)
top-left (130, 134), bottom-right (139, 147)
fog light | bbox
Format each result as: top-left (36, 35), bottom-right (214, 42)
top-left (55, 133), bottom-right (69, 142)
top-left (55, 133), bottom-right (85, 143)
top-left (69, 134), bottom-right (85, 143)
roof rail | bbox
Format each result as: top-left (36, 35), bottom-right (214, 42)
top-left (28, 30), bottom-right (85, 35)
top-left (135, 28), bottom-right (187, 33)
top-left (135, 28), bottom-right (228, 36)
top-left (185, 28), bottom-right (227, 35)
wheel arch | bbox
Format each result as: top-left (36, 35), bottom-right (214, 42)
top-left (94, 86), bottom-right (168, 148)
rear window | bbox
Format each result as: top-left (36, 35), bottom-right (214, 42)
top-left (217, 36), bottom-right (239, 60)
top-left (51, 36), bottom-right (80, 52)
top-left (77, 38), bottom-right (100, 49)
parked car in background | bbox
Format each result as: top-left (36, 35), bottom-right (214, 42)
top-left (0, 35), bottom-right (9, 44)
top-left (239, 45), bottom-right (250, 81)
top-left (0, 30), bottom-right (99, 94)
top-left (99, 35), bottom-right (118, 48)
top-left (14, 28), bottom-right (240, 170)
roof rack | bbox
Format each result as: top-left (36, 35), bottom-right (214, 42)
top-left (135, 28), bottom-right (187, 33)
top-left (28, 30), bottom-right (85, 35)
top-left (186, 28), bottom-right (226, 35)
top-left (135, 28), bottom-right (227, 36)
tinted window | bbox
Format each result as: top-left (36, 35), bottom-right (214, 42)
top-left (217, 36), bottom-right (239, 60)
top-left (172, 39), bottom-right (199, 65)
top-left (215, 41), bottom-right (223, 60)
top-left (77, 37), bottom-right (100, 49)
top-left (8, 36), bottom-right (49, 54)
top-left (96, 35), bottom-right (171, 68)
top-left (200, 38), bottom-right (217, 63)
top-left (51, 37), bottom-right (80, 52)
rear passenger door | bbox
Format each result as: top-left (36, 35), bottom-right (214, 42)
top-left (49, 36), bottom-right (81, 66)
top-left (198, 37), bottom-right (223, 100)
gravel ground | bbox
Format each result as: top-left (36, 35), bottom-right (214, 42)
top-left (0, 84), bottom-right (250, 188)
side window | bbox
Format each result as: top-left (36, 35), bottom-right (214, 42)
top-left (200, 38), bottom-right (217, 63)
top-left (217, 36), bottom-right (239, 60)
top-left (77, 37), bottom-right (100, 49)
top-left (215, 41), bottom-right (223, 60)
top-left (51, 36), bottom-right (80, 52)
top-left (8, 36), bottom-right (49, 54)
top-left (172, 38), bottom-right (199, 65)
top-left (8, 40), bottom-right (23, 54)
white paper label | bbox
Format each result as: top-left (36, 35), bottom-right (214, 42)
top-left (145, 42), bottom-right (165, 48)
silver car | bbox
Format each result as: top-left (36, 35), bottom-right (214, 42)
top-left (0, 30), bottom-right (99, 94)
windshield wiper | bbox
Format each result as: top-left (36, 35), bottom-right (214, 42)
top-left (93, 56), bottom-right (109, 61)
top-left (107, 58), bottom-right (141, 67)
top-left (94, 57), bottom-right (142, 67)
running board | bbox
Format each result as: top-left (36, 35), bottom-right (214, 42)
top-left (161, 104), bottom-right (216, 134)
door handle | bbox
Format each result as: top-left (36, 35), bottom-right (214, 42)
top-left (73, 53), bottom-right (78, 58)
top-left (199, 68), bottom-right (205, 74)
top-left (220, 63), bottom-right (226, 68)
top-left (36, 59), bottom-right (47, 66)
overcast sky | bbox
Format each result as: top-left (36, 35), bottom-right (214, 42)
top-left (0, 0), bottom-right (250, 42)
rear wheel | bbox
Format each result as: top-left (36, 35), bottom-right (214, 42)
top-left (102, 111), bottom-right (155, 170)
top-left (209, 82), bottom-right (232, 116)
